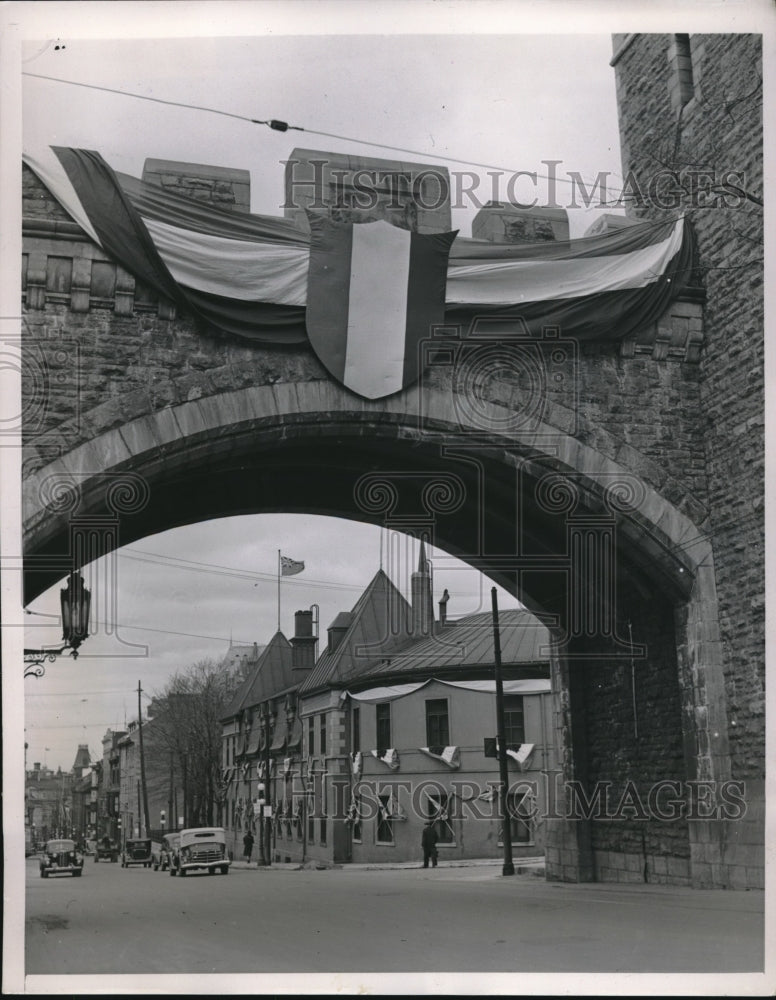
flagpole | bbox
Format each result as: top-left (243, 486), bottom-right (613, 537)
top-left (277, 550), bottom-right (281, 633)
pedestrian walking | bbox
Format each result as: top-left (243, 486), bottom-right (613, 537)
top-left (243, 830), bottom-right (254, 863)
top-left (421, 820), bottom-right (438, 868)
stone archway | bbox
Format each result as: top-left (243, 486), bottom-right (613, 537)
top-left (22, 381), bottom-right (733, 887)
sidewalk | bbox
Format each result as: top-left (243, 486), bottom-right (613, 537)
top-left (230, 855), bottom-right (546, 874)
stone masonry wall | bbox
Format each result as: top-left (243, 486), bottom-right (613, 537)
top-left (22, 162), bottom-right (710, 540)
top-left (611, 33), bottom-right (764, 786)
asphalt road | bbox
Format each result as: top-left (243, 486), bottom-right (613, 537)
top-left (24, 856), bottom-right (764, 977)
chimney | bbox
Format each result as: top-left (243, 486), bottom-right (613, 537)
top-left (438, 589), bottom-right (450, 625)
top-left (291, 609), bottom-right (317, 672)
top-left (327, 612), bottom-right (353, 654)
top-left (411, 539), bottom-right (433, 636)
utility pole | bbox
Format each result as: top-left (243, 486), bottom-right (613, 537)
top-left (261, 703), bottom-right (272, 866)
top-left (137, 681), bottom-right (150, 839)
top-left (491, 588), bottom-right (515, 877)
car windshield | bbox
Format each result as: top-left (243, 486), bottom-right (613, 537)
top-left (46, 840), bottom-right (75, 852)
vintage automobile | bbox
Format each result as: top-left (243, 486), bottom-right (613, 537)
top-left (94, 836), bottom-right (119, 862)
top-left (40, 838), bottom-right (84, 878)
top-left (153, 833), bottom-right (180, 871)
top-left (170, 827), bottom-right (230, 877)
top-left (121, 838), bottom-right (153, 868)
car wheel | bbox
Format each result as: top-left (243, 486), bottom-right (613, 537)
top-left (221, 865), bottom-right (229, 875)
top-left (180, 868), bottom-right (186, 876)
top-left (40, 870), bottom-right (46, 878)
top-left (94, 856), bottom-right (98, 862)
top-left (73, 869), bottom-right (82, 877)
top-left (169, 866), bottom-right (176, 876)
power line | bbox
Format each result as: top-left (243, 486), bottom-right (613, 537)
top-left (120, 549), bottom-right (364, 592)
top-left (22, 70), bottom-right (626, 197)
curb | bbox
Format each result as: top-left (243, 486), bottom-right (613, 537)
top-left (228, 857), bottom-right (546, 875)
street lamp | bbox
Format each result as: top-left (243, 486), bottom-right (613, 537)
top-left (24, 573), bottom-right (91, 678)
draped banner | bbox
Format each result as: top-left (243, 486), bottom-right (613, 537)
top-left (23, 146), bottom-right (695, 396)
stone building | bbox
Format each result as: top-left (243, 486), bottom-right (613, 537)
top-left (220, 545), bottom-right (557, 868)
top-left (610, 32), bottom-right (764, 888)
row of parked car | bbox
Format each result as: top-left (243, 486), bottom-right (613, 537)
top-left (38, 829), bottom-right (231, 878)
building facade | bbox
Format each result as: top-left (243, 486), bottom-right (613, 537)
top-left (610, 32), bottom-right (764, 889)
top-left (220, 544), bottom-right (557, 868)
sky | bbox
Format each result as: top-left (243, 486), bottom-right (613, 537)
top-left (13, 18), bottom-right (634, 775)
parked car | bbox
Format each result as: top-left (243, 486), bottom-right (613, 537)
top-left (121, 838), bottom-right (153, 868)
top-left (40, 838), bottom-right (84, 878)
top-left (170, 827), bottom-right (230, 877)
top-left (94, 836), bottom-right (119, 862)
top-left (153, 833), bottom-right (180, 871)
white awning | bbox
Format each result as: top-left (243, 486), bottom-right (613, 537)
top-left (346, 677), bottom-right (550, 703)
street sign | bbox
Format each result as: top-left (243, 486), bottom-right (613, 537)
top-left (263, 805), bottom-right (272, 818)
top-left (253, 802), bottom-right (262, 817)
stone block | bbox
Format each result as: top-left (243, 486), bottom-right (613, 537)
top-left (650, 854), bottom-right (667, 875)
top-left (169, 399), bottom-right (209, 440)
top-left (666, 856), bottom-right (690, 878)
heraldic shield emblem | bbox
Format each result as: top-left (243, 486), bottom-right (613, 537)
top-left (305, 214), bottom-right (458, 400)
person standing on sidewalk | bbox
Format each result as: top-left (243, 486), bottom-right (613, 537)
top-left (421, 820), bottom-right (438, 868)
top-left (243, 830), bottom-right (254, 863)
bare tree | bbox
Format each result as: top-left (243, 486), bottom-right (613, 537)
top-left (148, 660), bottom-right (236, 828)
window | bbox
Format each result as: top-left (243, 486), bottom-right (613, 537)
top-left (425, 789), bottom-right (455, 844)
top-left (319, 817), bottom-right (327, 846)
top-left (376, 703), bottom-right (391, 755)
top-left (503, 695), bottom-right (525, 750)
top-left (502, 791), bottom-right (533, 845)
top-left (319, 714), bottom-right (327, 756)
top-left (669, 34), bottom-right (695, 113)
top-left (376, 793), bottom-right (394, 845)
top-left (352, 793), bottom-right (362, 843)
top-left (308, 716), bottom-right (315, 757)
top-left (425, 699), bottom-right (450, 752)
top-left (352, 706), bottom-right (360, 752)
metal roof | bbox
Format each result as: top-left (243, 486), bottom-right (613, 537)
top-left (347, 608), bottom-right (550, 685)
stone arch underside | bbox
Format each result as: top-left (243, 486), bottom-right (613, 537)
top-left (22, 381), bottom-right (732, 887)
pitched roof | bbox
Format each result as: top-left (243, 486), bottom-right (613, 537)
top-left (351, 608), bottom-right (550, 685)
top-left (221, 631), bottom-right (295, 719)
top-left (300, 569), bottom-right (411, 694)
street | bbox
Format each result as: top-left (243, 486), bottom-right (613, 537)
top-left (24, 856), bottom-right (764, 977)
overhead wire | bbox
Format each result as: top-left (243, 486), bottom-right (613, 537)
top-left (22, 70), bottom-right (628, 199)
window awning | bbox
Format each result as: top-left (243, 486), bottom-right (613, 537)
top-left (245, 729), bottom-right (262, 757)
top-left (286, 715), bottom-right (302, 751)
top-left (270, 714), bottom-right (288, 751)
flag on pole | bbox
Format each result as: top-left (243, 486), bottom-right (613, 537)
top-left (280, 556), bottom-right (305, 577)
